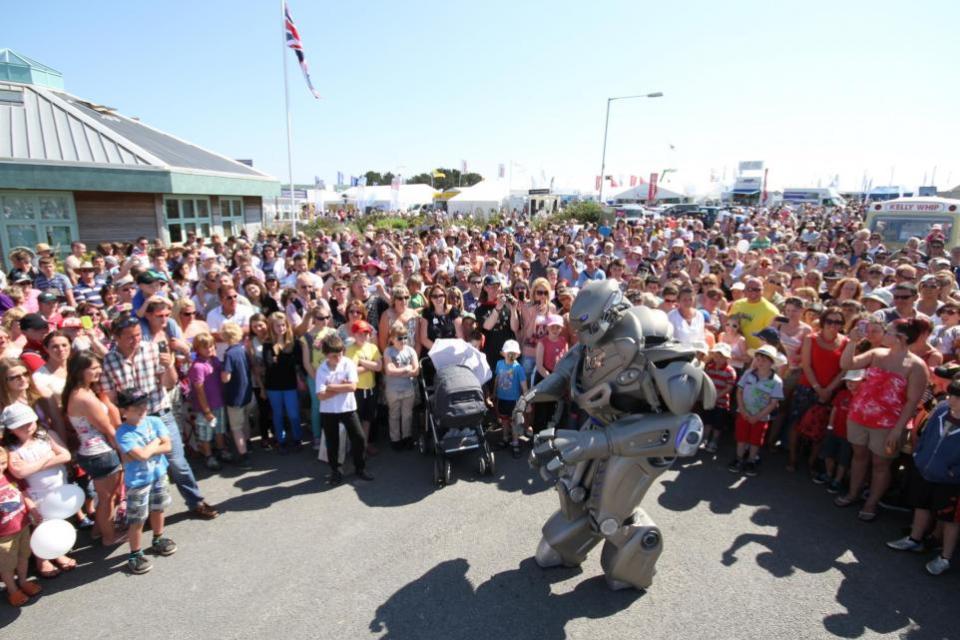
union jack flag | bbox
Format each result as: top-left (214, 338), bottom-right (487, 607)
top-left (285, 3), bottom-right (321, 99)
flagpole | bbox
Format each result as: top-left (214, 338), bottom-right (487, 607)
top-left (281, 0), bottom-right (297, 238)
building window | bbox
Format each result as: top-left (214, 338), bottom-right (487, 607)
top-left (220, 198), bottom-right (244, 237)
top-left (0, 191), bottom-right (78, 266)
top-left (163, 196), bottom-right (211, 243)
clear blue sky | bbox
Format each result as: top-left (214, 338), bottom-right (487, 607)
top-left (6, 0), bottom-right (959, 193)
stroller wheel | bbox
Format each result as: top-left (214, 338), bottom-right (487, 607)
top-left (417, 433), bottom-right (428, 456)
top-left (486, 452), bottom-right (496, 476)
top-left (443, 459), bottom-right (452, 485)
top-left (433, 457), bottom-right (445, 487)
top-left (478, 454), bottom-right (487, 475)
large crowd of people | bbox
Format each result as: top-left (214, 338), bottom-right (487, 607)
top-left (1, 201), bottom-right (959, 605)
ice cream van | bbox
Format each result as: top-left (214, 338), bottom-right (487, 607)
top-left (865, 197), bottom-right (960, 248)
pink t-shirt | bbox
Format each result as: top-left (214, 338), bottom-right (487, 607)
top-left (540, 335), bottom-right (569, 373)
top-left (188, 357), bottom-right (224, 411)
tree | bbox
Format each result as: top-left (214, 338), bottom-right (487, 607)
top-left (363, 168), bottom-right (484, 190)
top-left (364, 171), bottom-right (383, 186)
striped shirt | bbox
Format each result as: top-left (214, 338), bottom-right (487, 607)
top-left (706, 361), bottom-right (737, 410)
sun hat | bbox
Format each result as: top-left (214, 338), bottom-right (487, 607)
top-left (501, 340), bottom-right (521, 355)
top-left (1, 403), bottom-right (38, 432)
top-left (861, 289), bottom-right (892, 307)
top-left (750, 344), bottom-right (786, 367)
top-left (78, 261), bottom-right (95, 271)
top-left (710, 343), bottom-right (732, 359)
top-left (731, 282), bottom-right (746, 291)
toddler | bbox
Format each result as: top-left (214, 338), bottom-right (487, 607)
top-left (815, 368), bottom-right (862, 493)
top-left (495, 339), bottom-right (528, 458)
top-left (0, 438), bottom-right (42, 607)
top-left (383, 323), bottom-right (419, 449)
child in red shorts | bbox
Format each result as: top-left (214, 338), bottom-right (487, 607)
top-left (815, 369), bottom-right (863, 493)
top-left (730, 345), bottom-right (784, 477)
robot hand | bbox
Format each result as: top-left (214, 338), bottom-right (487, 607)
top-left (512, 396), bottom-right (528, 432)
top-left (532, 428), bottom-right (611, 468)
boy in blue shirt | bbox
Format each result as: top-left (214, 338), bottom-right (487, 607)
top-left (115, 390), bottom-right (177, 575)
top-left (494, 340), bottom-right (528, 459)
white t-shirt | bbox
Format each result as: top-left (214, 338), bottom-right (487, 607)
top-left (667, 308), bottom-right (706, 347)
top-left (206, 305), bottom-right (254, 358)
top-left (315, 357), bottom-right (359, 414)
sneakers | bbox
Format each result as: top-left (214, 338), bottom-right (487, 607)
top-left (826, 479), bottom-right (843, 494)
top-left (217, 449), bottom-right (234, 463)
top-left (926, 556), bottom-right (951, 576)
top-left (237, 453), bottom-right (253, 469)
top-left (128, 553), bottom-right (153, 575)
top-left (727, 458), bottom-right (743, 473)
top-left (204, 455), bottom-right (221, 471)
top-left (326, 470), bottom-right (343, 486)
top-left (812, 472), bottom-right (829, 485)
top-left (150, 536), bottom-right (178, 556)
top-left (77, 515), bottom-right (95, 529)
top-left (743, 460), bottom-right (759, 477)
top-left (886, 536), bottom-right (924, 553)
top-left (191, 502), bottom-right (219, 520)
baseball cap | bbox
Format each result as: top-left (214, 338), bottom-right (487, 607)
top-left (750, 345), bottom-right (786, 366)
top-left (753, 327), bottom-right (781, 347)
top-left (710, 343), bottom-right (732, 359)
top-left (1, 403), bottom-right (38, 432)
top-left (350, 320), bottom-right (373, 335)
top-left (19, 313), bottom-right (49, 332)
top-left (116, 389), bottom-right (149, 409)
top-left (731, 282), bottom-right (746, 291)
top-left (482, 274), bottom-right (502, 286)
top-left (137, 270), bottom-right (167, 285)
top-left (37, 291), bottom-right (58, 304)
top-left (546, 314), bottom-right (565, 327)
top-left (501, 340), bottom-right (521, 355)
top-left (671, 239), bottom-right (685, 248)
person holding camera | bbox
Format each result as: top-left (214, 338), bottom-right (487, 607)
top-left (418, 284), bottom-right (462, 357)
top-left (475, 275), bottom-right (520, 375)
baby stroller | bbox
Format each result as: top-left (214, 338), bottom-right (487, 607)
top-left (417, 340), bottom-right (496, 487)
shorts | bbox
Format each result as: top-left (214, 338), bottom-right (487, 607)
top-left (819, 432), bottom-right (853, 467)
top-left (735, 414), bottom-right (769, 447)
top-left (847, 419), bottom-right (900, 459)
top-left (195, 407), bottom-right (226, 442)
top-left (497, 399), bottom-right (517, 419)
top-left (77, 450), bottom-right (122, 480)
top-left (703, 407), bottom-right (732, 433)
top-left (0, 527), bottom-right (31, 572)
top-left (904, 465), bottom-right (960, 523)
top-left (354, 388), bottom-right (377, 422)
top-left (226, 404), bottom-right (251, 434)
top-left (125, 476), bottom-right (172, 524)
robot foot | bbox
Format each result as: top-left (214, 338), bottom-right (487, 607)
top-left (535, 537), bottom-right (567, 568)
top-left (599, 513), bottom-right (663, 591)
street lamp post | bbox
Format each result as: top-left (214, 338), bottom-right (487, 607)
top-left (598, 92), bottom-right (663, 205)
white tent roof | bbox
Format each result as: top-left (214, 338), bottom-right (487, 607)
top-left (448, 180), bottom-right (511, 214)
top-left (342, 183), bottom-right (438, 209)
top-left (606, 183), bottom-right (685, 202)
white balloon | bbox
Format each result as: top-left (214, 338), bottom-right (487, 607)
top-left (38, 484), bottom-right (85, 520)
top-left (30, 519), bottom-right (77, 560)
top-left (736, 239), bottom-right (750, 254)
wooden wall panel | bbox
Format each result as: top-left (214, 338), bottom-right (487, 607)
top-left (74, 191), bottom-right (157, 244)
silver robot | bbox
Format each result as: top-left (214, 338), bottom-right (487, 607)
top-left (514, 279), bottom-right (716, 591)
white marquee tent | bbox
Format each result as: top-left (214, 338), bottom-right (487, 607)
top-left (343, 184), bottom-right (438, 211)
top-left (447, 180), bottom-right (511, 216)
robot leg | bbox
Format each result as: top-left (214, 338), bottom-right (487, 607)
top-left (535, 509), bottom-right (602, 569)
top-left (598, 508), bottom-right (663, 591)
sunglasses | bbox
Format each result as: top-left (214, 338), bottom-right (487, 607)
top-left (746, 287), bottom-right (762, 292)
top-left (535, 290), bottom-right (548, 296)
top-left (431, 294), bottom-right (446, 299)
top-left (893, 294), bottom-right (913, 300)
top-left (395, 296), bottom-right (410, 301)
top-left (181, 310), bottom-right (196, 317)
top-left (316, 315), bottom-right (331, 321)
top-left (6, 371), bottom-right (28, 382)
top-left (823, 318), bottom-right (844, 326)
top-left (394, 335), bottom-right (409, 340)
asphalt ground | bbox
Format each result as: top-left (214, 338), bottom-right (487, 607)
top-left (2, 438), bottom-right (957, 640)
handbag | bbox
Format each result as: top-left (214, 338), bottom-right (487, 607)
top-left (796, 403), bottom-right (831, 442)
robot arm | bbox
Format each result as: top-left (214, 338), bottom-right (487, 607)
top-left (532, 413), bottom-right (704, 471)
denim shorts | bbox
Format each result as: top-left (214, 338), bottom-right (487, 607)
top-left (819, 432), bottom-right (853, 467)
top-left (125, 476), bottom-right (171, 523)
top-left (77, 450), bottom-right (122, 480)
top-left (195, 407), bottom-right (226, 442)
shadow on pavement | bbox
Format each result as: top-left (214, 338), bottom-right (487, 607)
top-left (661, 448), bottom-right (960, 640)
top-left (369, 557), bottom-right (640, 640)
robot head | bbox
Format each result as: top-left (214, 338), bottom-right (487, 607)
top-left (569, 280), bottom-right (624, 347)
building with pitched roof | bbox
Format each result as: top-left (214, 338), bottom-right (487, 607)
top-left (0, 49), bottom-right (279, 260)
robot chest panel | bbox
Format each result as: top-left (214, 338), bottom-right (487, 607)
top-left (580, 345), bottom-right (626, 390)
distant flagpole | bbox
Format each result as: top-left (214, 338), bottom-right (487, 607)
top-left (281, 0), bottom-right (296, 237)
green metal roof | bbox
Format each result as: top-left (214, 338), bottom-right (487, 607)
top-left (0, 49), bottom-right (63, 90)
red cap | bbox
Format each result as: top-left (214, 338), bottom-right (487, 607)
top-left (350, 320), bottom-right (373, 335)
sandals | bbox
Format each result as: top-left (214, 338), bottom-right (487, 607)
top-left (7, 590), bottom-right (29, 607)
top-left (37, 560), bottom-right (61, 579)
top-left (55, 557), bottom-right (77, 572)
top-left (857, 510), bottom-right (878, 522)
top-left (20, 581), bottom-right (41, 597)
top-left (834, 494), bottom-right (858, 508)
